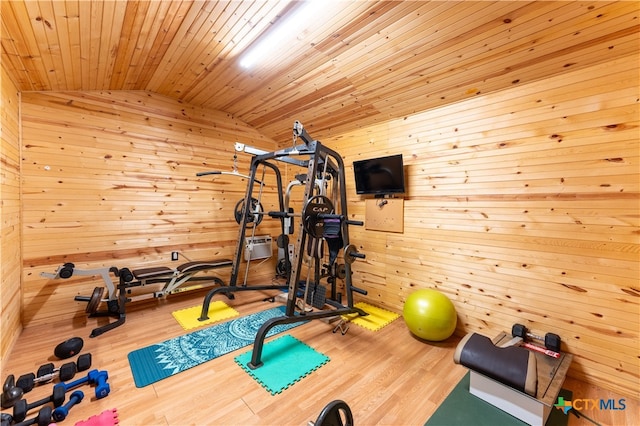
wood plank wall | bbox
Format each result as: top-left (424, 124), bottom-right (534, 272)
top-left (19, 91), bottom-right (279, 329)
top-left (0, 63), bottom-right (22, 361)
top-left (4, 46), bottom-right (638, 401)
top-left (321, 55), bottom-right (639, 398)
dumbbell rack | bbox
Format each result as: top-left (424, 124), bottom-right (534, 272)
top-left (197, 121), bottom-right (369, 369)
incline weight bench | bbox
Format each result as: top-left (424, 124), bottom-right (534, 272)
top-left (127, 259), bottom-right (233, 298)
top-left (454, 331), bottom-right (572, 425)
top-left (42, 259), bottom-right (232, 337)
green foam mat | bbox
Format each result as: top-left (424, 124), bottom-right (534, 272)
top-left (425, 372), bottom-right (571, 426)
top-left (234, 334), bottom-right (329, 395)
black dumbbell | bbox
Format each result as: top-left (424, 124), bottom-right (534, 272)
top-left (13, 406), bottom-right (52, 426)
top-left (52, 390), bottom-right (84, 422)
top-left (512, 323), bottom-right (561, 352)
top-left (1, 412), bottom-right (12, 426)
top-left (1, 375), bottom-right (23, 408)
top-left (12, 385), bottom-right (65, 423)
top-left (17, 353), bottom-right (92, 393)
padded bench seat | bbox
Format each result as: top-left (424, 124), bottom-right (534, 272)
top-left (133, 266), bottom-right (174, 280)
top-left (132, 259), bottom-right (232, 280)
top-left (177, 259), bottom-right (232, 274)
top-left (454, 332), bottom-right (537, 396)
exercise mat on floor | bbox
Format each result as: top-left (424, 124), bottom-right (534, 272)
top-left (171, 300), bottom-right (239, 330)
top-left (341, 302), bottom-right (400, 331)
top-left (234, 334), bottom-right (329, 395)
top-left (128, 306), bottom-right (305, 387)
top-left (424, 372), bottom-right (571, 426)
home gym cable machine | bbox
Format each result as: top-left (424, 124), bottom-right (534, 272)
top-left (197, 121), bottom-right (368, 368)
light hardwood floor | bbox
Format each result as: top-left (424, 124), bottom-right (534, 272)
top-left (1, 288), bottom-right (637, 426)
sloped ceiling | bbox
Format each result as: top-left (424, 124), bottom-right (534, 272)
top-left (2, 1), bottom-right (638, 141)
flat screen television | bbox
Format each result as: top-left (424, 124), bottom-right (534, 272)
top-left (353, 154), bottom-right (405, 196)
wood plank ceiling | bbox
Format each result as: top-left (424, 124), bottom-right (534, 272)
top-left (2, 1), bottom-right (638, 142)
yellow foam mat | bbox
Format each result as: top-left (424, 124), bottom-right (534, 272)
top-left (172, 301), bottom-right (239, 330)
top-left (342, 302), bottom-right (400, 331)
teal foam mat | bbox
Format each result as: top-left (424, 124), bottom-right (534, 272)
top-left (234, 334), bottom-right (329, 395)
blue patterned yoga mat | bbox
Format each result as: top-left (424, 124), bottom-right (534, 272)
top-left (127, 306), bottom-right (304, 387)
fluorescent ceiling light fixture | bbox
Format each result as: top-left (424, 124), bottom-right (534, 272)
top-left (239, 0), bottom-right (325, 69)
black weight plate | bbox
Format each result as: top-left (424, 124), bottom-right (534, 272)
top-left (343, 244), bottom-right (357, 265)
top-left (86, 287), bottom-right (104, 314)
top-left (314, 400), bottom-right (353, 426)
top-left (275, 258), bottom-right (291, 278)
top-left (276, 234), bottom-right (289, 248)
top-left (335, 263), bottom-right (346, 280)
top-left (302, 195), bottom-right (333, 238)
top-left (234, 198), bottom-right (263, 227)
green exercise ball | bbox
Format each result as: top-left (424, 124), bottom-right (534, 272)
top-left (403, 289), bottom-right (457, 341)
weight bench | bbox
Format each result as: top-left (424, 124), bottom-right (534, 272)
top-left (130, 259), bottom-right (233, 298)
top-left (42, 259), bottom-right (232, 337)
top-left (454, 332), bottom-right (573, 426)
